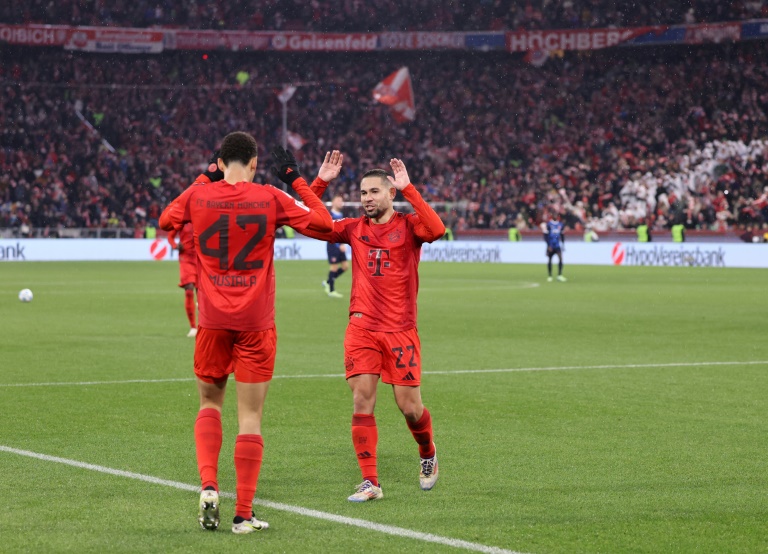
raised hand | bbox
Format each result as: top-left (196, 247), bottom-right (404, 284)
top-left (317, 150), bottom-right (344, 182)
top-left (271, 145), bottom-right (302, 186)
top-left (387, 158), bottom-right (411, 191)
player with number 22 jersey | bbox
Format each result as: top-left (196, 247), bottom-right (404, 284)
top-left (302, 153), bottom-right (445, 503)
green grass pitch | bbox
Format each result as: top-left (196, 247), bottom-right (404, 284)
top-left (0, 260), bottom-right (766, 553)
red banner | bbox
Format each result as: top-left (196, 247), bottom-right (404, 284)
top-left (506, 27), bottom-right (660, 52)
top-left (170, 30), bottom-right (271, 51)
top-left (0, 21), bottom-right (761, 54)
top-left (379, 32), bottom-right (465, 50)
top-left (64, 28), bottom-right (164, 53)
top-left (270, 33), bottom-right (377, 51)
top-left (0, 24), bottom-right (67, 46)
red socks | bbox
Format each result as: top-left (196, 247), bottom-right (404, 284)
top-left (194, 408), bottom-right (222, 491)
top-left (184, 288), bottom-right (196, 328)
top-left (407, 407), bottom-right (436, 459)
top-left (351, 410), bottom-right (434, 485)
top-left (234, 434), bottom-right (264, 520)
top-left (351, 414), bottom-right (378, 486)
top-left (195, 412), bottom-right (264, 519)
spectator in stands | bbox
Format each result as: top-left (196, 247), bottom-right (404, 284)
top-left (1, 0), bottom-right (759, 31)
top-left (1, 41), bottom-right (768, 237)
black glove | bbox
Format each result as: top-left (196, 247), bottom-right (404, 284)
top-left (271, 145), bottom-right (301, 186)
top-left (202, 150), bottom-right (224, 182)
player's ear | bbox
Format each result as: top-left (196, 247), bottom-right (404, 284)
top-left (217, 158), bottom-right (225, 172)
top-left (250, 156), bottom-right (258, 171)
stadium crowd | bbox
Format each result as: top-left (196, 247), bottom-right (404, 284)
top-left (1, 42), bottom-right (768, 237)
top-left (2, 0), bottom-right (766, 32)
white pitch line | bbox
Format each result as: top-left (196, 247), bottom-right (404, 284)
top-left (0, 360), bottom-right (766, 388)
top-left (0, 376), bottom-right (343, 388)
top-left (424, 360), bottom-right (768, 375)
top-left (0, 445), bottom-right (522, 554)
top-left (0, 377), bottom-right (197, 387)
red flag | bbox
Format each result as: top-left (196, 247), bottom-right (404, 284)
top-left (277, 85), bottom-right (296, 103)
top-left (372, 67), bottom-right (415, 123)
top-left (285, 131), bottom-right (306, 150)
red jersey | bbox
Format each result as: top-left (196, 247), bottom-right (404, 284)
top-left (160, 178), bottom-right (330, 331)
top-left (178, 222), bottom-right (195, 253)
top-left (305, 182), bottom-right (445, 332)
top-left (168, 223), bottom-right (195, 259)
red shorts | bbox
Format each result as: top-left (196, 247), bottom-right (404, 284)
top-left (194, 327), bottom-right (277, 384)
top-left (344, 324), bottom-right (421, 386)
top-left (178, 251), bottom-right (197, 287)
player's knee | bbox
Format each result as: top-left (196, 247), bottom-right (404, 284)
top-left (352, 390), bottom-right (376, 412)
top-left (397, 401), bottom-right (423, 422)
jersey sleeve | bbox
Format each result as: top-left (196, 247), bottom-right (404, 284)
top-left (159, 186), bottom-right (196, 232)
top-left (291, 177), bottom-right (333, 233)
top-left (401, 184), bottom-right (446, 244)
top-left (309, 177), bottom-right (330, 198)
top-left (302, 175), bottom-right (353, 242)
top-left (296, 213), bottom-right (352, 244)
top-left (270, 179), bottom-right (333, 234)
top-left (167, 228), bottom-right (178, 248)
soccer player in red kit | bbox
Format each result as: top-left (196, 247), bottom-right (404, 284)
top-left (159, 132), bottom-right (332, 532)
top-left (305, 152), bottom-right (445, 501)
top-left (166, 153), bottom-right (226, 337)
top-left (168, 150), bottom-right (224, 337)
top-left (167, 222), bottom-right (199, 336)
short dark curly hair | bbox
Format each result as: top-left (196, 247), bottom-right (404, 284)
top-left (219, 132), bottom-right (258, 166)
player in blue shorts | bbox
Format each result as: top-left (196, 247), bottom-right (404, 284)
top-left (322, 194), bottom-right (348, 298)
top-left (541, 211), bottom-right (567, 282)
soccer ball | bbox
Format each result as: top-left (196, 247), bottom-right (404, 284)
top-left (18, 289), bottom-right (33, 303)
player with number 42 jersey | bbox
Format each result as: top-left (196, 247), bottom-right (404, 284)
top-left (159, 134), bottom-right (333, 534)
top-left (160, 151), bottom-right (332, 332)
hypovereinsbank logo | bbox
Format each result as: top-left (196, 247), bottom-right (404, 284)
top-left (611, 242), bottom-right (626, 265)
top-left (0, 241), bottom-right (26, 261)
top-left (611, 242), bottom-right (726, 267)
top-left (421, 244), bottom-right (501, 263)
